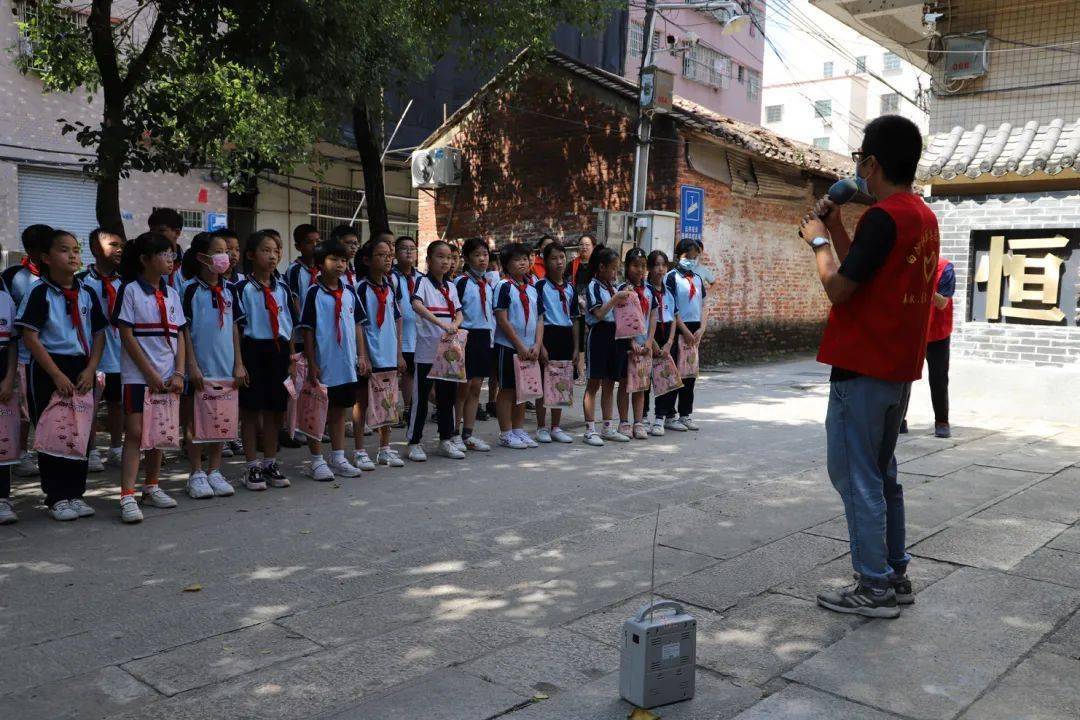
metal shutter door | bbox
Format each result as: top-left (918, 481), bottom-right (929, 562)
top-left (18, 166), bottom-right (99, 266)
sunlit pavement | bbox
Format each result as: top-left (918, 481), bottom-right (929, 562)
top-left (2, 357), bottom-right (1079, 719)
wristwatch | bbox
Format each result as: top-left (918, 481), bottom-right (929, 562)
top-left (811, 236), bottom-right (831, 251)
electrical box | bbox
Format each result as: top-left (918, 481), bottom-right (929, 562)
top-left (943, 32), bottom-right (989, 81)
top-left (596, 209), bottom-right (632, 249)
top-left (635, 210), bottom-right (678, 258)
top-left (619, 600), bottom-right (696, 709)
top-left (410, 147), bottom-right (463, 189)
top-left (640, 65), bottom-right (675, 114)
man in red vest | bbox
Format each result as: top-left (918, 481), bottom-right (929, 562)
top-left (799, 115), bottom-right (940, 619)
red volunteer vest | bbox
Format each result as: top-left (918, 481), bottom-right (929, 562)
top-left (927, 257), bottom-right (953, 342)
top-left (817, 192), bottom-right (940, 382)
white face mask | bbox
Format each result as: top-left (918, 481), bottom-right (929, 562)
top-left (678, 258), bottom-right (696, 272)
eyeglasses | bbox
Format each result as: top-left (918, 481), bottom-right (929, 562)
top-left (851, 151), bottom-right (869, 164)
top-left (155, 251), bottom-right (174, 260)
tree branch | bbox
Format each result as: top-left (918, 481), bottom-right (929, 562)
top-left (120, 1), bottom-right (171, 96)
top-left (88, 0), bottom-right (122, 99)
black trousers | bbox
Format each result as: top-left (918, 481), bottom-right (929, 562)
top-left (926, 337), bottom-right (950, 424)
top-left (655, 321), bottom-right (698, 418)
top-left (27, 354), bottom-right (91, 507)
top-left (0, 465), bottom-right (10, 499)
top-left (409, 362), bottom-right (456, 443)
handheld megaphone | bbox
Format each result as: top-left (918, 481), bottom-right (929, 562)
top-left (822, 177), bottom-right (859, 210)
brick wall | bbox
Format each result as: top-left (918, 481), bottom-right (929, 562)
top-left (929, 189), bottom-right (1080, 367)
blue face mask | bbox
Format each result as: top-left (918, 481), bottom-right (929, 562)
top-left (678, 258), bottom-right (696, 272)
top-left (854, 173), bottom-right (870, 195)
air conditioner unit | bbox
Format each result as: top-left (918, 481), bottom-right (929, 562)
top-left (943, 31), bottom-right (989, 81)
top-left (410, 147), bottom-right (462, 189)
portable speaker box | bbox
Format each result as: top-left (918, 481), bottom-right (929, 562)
top-left (619, 599), bottom-right (696, 709)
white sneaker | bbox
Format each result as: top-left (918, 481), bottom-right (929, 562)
top-left (498, 432), bottom-right (528, 449)
top-left (665, 417), bottom-right (688, 432)
top-left (515, 430), bottom-right (539, 448)
top-left (377, 448), bottom-right (405, 467)
top-left (49, 500), bottom-right (78, 521)
top-left (464, 435), bottom-right (491, 452)
top-left (141, 484), bottom-right (177, 508)
top-left (187, 471), bottom-right (214, 499)
top-left (221, 443), bottom-right (233, 458)
top-left (633, 423), bottom-right (649, 440)
top-left (352, 450), bottom-right (376, 471)
top-left (439, 440), bottom-right (465, 459)
top-left (0, 498), bottom-right (17, 525)
top-left (450, 435), bottom-right (467, 453)
top-left (329, 457), bottom-right (362, 477)
top-left (583, 431), bottom-right (605, 447)
top-left (14, 452), bottom-right (38, 477)
top-left (407, 444), bottom-right (428, 462)
top-left (87, 449), bottom-right (105, 473)
top-left (106, 448), bottom-right (123, 467)
top-left (535, 428), bottom-right (553, 444)
top-left (120, 495), bottom-right (143, 523)
top-left (550, 427), bottom-right (574, 443)
top-left (650, 420), bottom-right (666, 436)
top-left (601, 427), bottom-right (631, 443)
top-left (207, 470), bottom-right (235, 496)
top-left (70, 498), bottom-right (95, 517)
top-left (680, 416), bottom-right (699, 431)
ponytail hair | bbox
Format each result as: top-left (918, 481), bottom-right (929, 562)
top-left (587, 244), bottom-right (617, 276)
top-left (119, 231), bottom-right (172, 282)
top-left (181, 232), bottom-right (213, 280)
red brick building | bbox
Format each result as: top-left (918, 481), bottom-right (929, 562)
top-left (418, 52), bottom-right (858, 362)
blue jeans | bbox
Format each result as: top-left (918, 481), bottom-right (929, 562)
top-left (826, 376), bottom-right (912, 589)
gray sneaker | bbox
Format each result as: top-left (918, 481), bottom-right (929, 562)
top-left (0, 498), bottom-right (17, 525)
top-left (70, 498), bottom-right (95, 517)
top-left (120, 495), bottom-right (143, 524)
top-left (49, 500), bottom-right (78, 521)
top-left (817, 583), bottom-right (900, 619)
top-left (892, 575), bottom-right (914, 605)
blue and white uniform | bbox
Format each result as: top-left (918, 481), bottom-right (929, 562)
top-left (298, 281), bottom-right (363, 389)
top-left (234, 275), bottom-right (296, 414)
top-left (182, 278), bottom-right (244, 380)
top-left (617, 281), bottom-right (658, 347)
top-left (355, 277), bottom-right (401, 372)
top-left (536, 277), bottom-right (576, 362)
top-left (113, 278), bottom-right (185, 387)
top-left (665, 268), bottom-right (705, 323)
top-left (391, 267), bottom-right (423, 356)
top-left (1, 264), bottom-right (42, 365)
top-left (76, 265), bottom-right (122, 375)
top-left (235, 276), bottom-right (295, 343)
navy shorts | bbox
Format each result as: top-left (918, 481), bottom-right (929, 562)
top-left (122, 384), bottom-right (148, 414)
top-left (327, 382), bottom-right (360, 409)
top-left (102, 372), bottom-right (122, 404)
top-left (543, 325), bottom-right (575, 362)
top-left (239, 338), bottom-right (291, 413)
top-left (494, 344), bottom-right (518, 390)
top-left (402, 351), bottom-right (415, 376)
top-left (586, 322), bottom-right (628, 381)
top-left (465, 329), bottom-right (493, 379)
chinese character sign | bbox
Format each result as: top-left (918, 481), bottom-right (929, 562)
top-left (971, 231), bottom-right (1079, 325)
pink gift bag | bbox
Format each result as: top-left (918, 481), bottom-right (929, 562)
top-left (34, 390), bottom-right (95, 460)
top-left (296, 381), bottom-right (329, 441)
top-left (514, 355), bottom-right (543, 404)
top-left (651, 354), bottom-right (684, 398)
top-left (193, 380), bottom-right (239, 444)
top-left (366, 371), bottom-right (400, 429)
top-left (0, 395), bottom-right (19, 465)
top-left (614, 298), bottom-right (646, 340)
top-left (429, 330), bottom-right (468, 382)
top-left (626, 352), bottom-right (652, 394)
top-left (543, 360), bottom-right (574, 408)
top-left (141, 391), bottom-right (182, 451)
top-left (677, 340), bottom-right (700, 378)
top-left (284, 354), bottom-right (307, 436)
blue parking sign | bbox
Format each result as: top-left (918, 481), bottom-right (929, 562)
top-left (680, 185), bottom-right (704, 241)
top-left (206, 212), bottom-right (228, 231)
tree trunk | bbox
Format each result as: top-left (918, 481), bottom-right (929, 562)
top-left (88, 0), bottom-right (126, 238)
top-left (352, 98), bottom-right (390, 237)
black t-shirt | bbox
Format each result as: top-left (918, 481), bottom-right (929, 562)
top-left (829, 208), bottom-right (897, 382)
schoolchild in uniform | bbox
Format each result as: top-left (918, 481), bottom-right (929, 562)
top-left (452, 237), bottom-right (494, 452)
top-left (78, 228), bottom-right (125, 469)
top-left (582, 246), bottom-right (634, 446)
top-left (235, 230), bottom-right (297, 490)
top-left (664, 239), bottom-right (708, 432)
top-left (299, 240), bottom-right (370, 479)
top-left (408, 240), bottom-right (463, 461)
top-left (148, 207), bottom-right (187, 298)
top-left (534, 240), bottom-right (576, 444)
top-left (330, 224), bottom-right (364, 288)
top-left (0, 282), bottom-right (18, 524)
top-left (113, 232), bottom-right (186, 523)
top-left (616, 248), bottom-right (658, 440)
top-left (492, 242), bottom-right (543, 450)
top-left (645, 250), bottom-right (676, 436)
top-left (392, 236), bottom-right (422, 427)
top-left (283, 224), bottom-right (321, 446)
top-left (482, 244), bottom-right (502, 421)
top-left (180, 232), bottom-right (247, 499)
top-left (216, 227), bottom-right (245, 287)
top-left (16, 229), bottom-right (107, 521)
top-left (355, 237), bottom-right (406, 468)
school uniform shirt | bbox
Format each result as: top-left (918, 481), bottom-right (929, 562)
top-left (483, 270), bottom-right (502, 288)
top-left (2, 263), bottom-right (42, 364)
top-left (535, 278), bottom-right (577, 328)
top-left (618, 281), bottom-right (659, 346)
top-left (113, 278), bottom-right (185, 385)
top-left (77, 265), bottom-right (122, 373)
top-left (392, 267), bottom-right (424, 354)
top-left (649, 280), bottom-right (677, 324)
top-left (455, 270), bottom-right (494, 332)
top-left (234, 276), bottom-right (296, 343)
top-left (285, 260), bottom-right (320, 315)
top-left (493, 278), bottom-right (539, 350)
top-left (665, 268), bottom-right (706, 323)
top-left (225, 270), bottom-right (245, 288)
top-left (17, 275), bottom-right (108, 357)
top-left (410, 275), bottom-right (460, 365)
top-left (355, 277), bottom-right (401, 371)
top-left (0, 288), bottom-right (14, 375)
top-left (298, 281), bottom-right (364, 388)
top-left (182, 278), bottom-right (245, 379)
top-left (585, 277), bottom-right (619, 326)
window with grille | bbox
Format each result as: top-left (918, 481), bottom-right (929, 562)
top-left (765, 105), bottom-right (783, 123)
top-left (179, 210), bottom-right (205, 230)
top-left (683, 45), bottom-right (731, 90)
top-left (746, 69), bottom-right (761, 101)
top-left (628, 24), bottom-right (662, 60)
top-left (814, 100), bottom-right (832, 119)
top-left (823, 61), bottom-right (833, 78)
top-left (880, 93), bottom-right (900, 114)
top-left (813, 137), bottom-right (830, 150)
top-left (855, 56), bottom-right (867, 73)
top-left (12, 1), bottom-right (89, 70)
top-left (738, 65), bottom-right (745, 83)
top-left (883, 52), bottom-right (901, 74)
top-left (310, 186), bottom-right (365, 239)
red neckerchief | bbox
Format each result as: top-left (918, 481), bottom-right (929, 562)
top-left (633, 283), bottom-right (649, 316)
top-left (258, 279), bottom-right (280, 345)
top-left (370, 281), bottom-right (390, 328)
top-left (153, 286), bottom-right (172, 350)
top-left (208, 280), bottom-right (227, 328)
top-left (433, 278), bottom-right (455, 316)
top-left (404, 269), bottom-right (417, 296)
top-left (681, 269), bottom-right (697, 301)
top-left (21, 257), bottom-right (40, 276)
top-left (96, 268), bottom-right (118, 317)
top-left (600, 279), bottom-right (616, 298)
top-left (60, 286), bottom-right (89, 355)
top-left (468, 270), bottom-right (487, 318)
top-left (327, 284), bottom-right (345, 345)
top-left (551, 280), bottom-right (570, 317)
top-left (513, 279), bottom-right (530, 325)
top-left (346, 269), bottom-right (355, 286)
top-left (650, 282), bottom-right (664, 320)
top-left (306, 263), bottom-right (319, 288)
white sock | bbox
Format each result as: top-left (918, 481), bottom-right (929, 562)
top-left (109, 446), bottom-right (122, 455)
top-left (331, 449), bottom-right (345, 463)
top-left (603, 420), bottom-right (614, 430)
top-left (379, 445), bottom-right (390, 452)
top-left (262, 456), bottom-right (276, 468)
top-left (585, 421), bottom-right (596, 433)
top-left (310, 452), bottom-right (324, 464)
top-left (247, 460), bottom-right (260, 469)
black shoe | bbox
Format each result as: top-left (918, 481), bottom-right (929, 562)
top-left (485, 401), bottom-right (497, 417)
top-left (899, 419), bottom-right (909, 434)
top-left (476, 407), bottom-right (489, 422)
top-left (278, 429), bottom-right (302, 448)
top-left (817, 583), bottom-right (900, 619)
top-left (245, 464), bottom-right (267, 491)
top-left (934, 422), bottom-right (951, 439)
top-left (263, 462), bottom-right (287, 482)
top-left (892, 575), bottom-right (914, 605)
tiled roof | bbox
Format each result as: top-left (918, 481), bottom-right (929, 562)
top-left (917, 119), bottom-right (1080, 182)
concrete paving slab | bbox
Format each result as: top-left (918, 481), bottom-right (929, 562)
top-left (770, 555), bottom-right (958, 604)
top-left (1048, 525), bottom-right (1080, 554)
top-left (122, 622), bottom-right (322, 696)
top-left (730, 684), bottom-right (904, 720)
top-left (0, 666), bottom-right (159, 720)
top-left (1042, 609), bottom-right (1080, 660)
top-left (0, 643), bottom-right (72, 697)
top-left (959, 652), bottom-right (1080, 720)
top-left (901, 433), bottom-right (1045, 476)
top-left (979, 467), bottom-right (1080, 524)
top-left (459, 628), bottom-right (619, 696)
top-left (318, 668), bottom-right (527, 720)
top-left (657, 533), bottom-right (849, 612)
top-left (910, 513), bottom-right (1066, 570)
top-left (1011, 548), bottom-right (1080, 589)
top-left (785, 568), bottom-right (1080, 720)
top-left (895, 436), bottom-right (957, 463)
top-left (980, 440), bottom-right (1079, 475)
